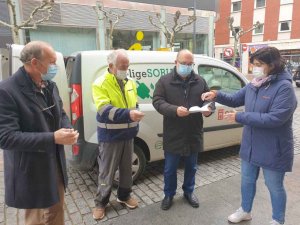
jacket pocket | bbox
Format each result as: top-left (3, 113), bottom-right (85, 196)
top-left (19, 152), bottom-right (29, 174)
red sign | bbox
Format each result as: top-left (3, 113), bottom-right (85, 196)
top-left (242, 44), bottom-right (248, 52)
top-left (218, 109), bottom-right (224, 120)
top-left (224, 47), bottom-right (234, 58)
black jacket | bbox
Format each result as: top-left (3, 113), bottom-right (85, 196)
top-left (0, 67), bottom-right (71, 209)
top-left (152, 68), bottom-right (210, 155)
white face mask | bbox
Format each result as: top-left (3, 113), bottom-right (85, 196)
top-left (252, 66), bottom-right (266, 78)
top-left (116, 70), bottom-right (127, 80)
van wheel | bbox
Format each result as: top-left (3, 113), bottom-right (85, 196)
top-left (113, 144), bottom-right (146, 186)
top-left (296, 83), bottom-right (300, 88)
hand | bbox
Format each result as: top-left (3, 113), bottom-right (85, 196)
top-left (202, 111), bottom-right (212, 117)
top-left (224, 110), bottom-right (237, 123)
top-left (54, 128), bottom-right (79, 145)
top-left (130, 110), bottom-right (145, 122)
top-left (177, 106), bottom-right (189, 117)
top-left (201, 91), bottom-right (216, 101)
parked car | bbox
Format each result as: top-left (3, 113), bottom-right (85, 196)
top-left (3, 46), bottom-right (249, 183)
top-left (293, 66), bottom-right (300, 88)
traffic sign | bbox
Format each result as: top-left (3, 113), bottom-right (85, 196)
top-left (242, 44), bottom-right (248, 52)
top-left (224, 47), bottom-right (234, 58)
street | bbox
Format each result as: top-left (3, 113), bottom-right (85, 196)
top-left (0, 85), bottom-right (300, 225)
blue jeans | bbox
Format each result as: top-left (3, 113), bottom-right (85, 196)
top-left (163, 151), bottom-right (198, 197)
top-left (241, 160), bottom-right (286, 224)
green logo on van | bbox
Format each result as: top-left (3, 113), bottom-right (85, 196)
top-left (136, 81), bottom-right (155, 99)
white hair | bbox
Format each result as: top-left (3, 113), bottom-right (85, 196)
top-left (107, 49), bottom-right (129, 65)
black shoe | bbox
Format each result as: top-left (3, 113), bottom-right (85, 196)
top-left (161, 196), bottom-right (173, 210)
top-left (184, 193), bottom-right (199, 208)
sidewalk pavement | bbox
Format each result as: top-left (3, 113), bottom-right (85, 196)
top-left (102, 154), bottom-right (300, 225)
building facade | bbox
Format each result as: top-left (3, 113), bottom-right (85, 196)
top-left (215, 0), bottom-right (300, 74)
top-left (1, 0), bottom-right (216, 56)
top-left (0, 0), bottom-right (13, 47)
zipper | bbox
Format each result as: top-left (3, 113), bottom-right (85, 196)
top-left (116, 79), bottom-right (128, 108)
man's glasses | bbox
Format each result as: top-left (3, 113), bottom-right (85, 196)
top-left (178, 62), bottom-right (195, 66)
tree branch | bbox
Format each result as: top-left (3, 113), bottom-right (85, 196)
top-left (0, 20), bottom-right (13, 28)
top-left (7, 0), bottom-right (17, 28)
top-left (19, 0), bottom-right (54, 28)
top-left (149, 13), bottom-right (171, 41)
top-left (239, 21), bottom-right (261, 38)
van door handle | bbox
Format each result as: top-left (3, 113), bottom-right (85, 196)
top-left (157, 133), bottom-right (163, 137)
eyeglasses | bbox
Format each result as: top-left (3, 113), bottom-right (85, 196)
top-left (178, 62), bottom-right (195, 66)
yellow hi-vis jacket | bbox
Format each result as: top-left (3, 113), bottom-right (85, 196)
top-left (92, 71), bottom-right (139, 142)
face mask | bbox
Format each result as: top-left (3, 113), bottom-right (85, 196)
top-left (177, 64), bottom-right (193, 77)
top-left (252, 66), bottom-right (266, 78)
top-left (41, 64), bottom-right (58, 81)
top-left (116, 70), bottom-right (127, 80)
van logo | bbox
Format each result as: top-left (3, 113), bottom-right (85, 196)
top-left (136, 81), bottom-right (155, 99)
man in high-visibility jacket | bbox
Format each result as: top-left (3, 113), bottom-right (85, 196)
top-left (92, 49), bottom-right (144, 220)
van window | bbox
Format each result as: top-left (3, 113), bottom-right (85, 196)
top-left (198, 66), bottom-right (243, 93)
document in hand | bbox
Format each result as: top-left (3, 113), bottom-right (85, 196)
top-left (189, 102), bottom-right (215, 113)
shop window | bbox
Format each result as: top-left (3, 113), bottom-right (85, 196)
top-left (232, 1), bottom-right (241, 12)
top-left (256, 0), bottom-right (266, 8)
top-left (279, 21), bottom-right (291, 31)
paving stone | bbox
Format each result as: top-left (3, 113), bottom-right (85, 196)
top-left (69, 212), bottom-right (84, 225)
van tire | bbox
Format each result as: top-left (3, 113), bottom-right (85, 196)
top-left (296, 83), bottom-right (300, 88)
top-left (112, 144), bottom-right (146, 186)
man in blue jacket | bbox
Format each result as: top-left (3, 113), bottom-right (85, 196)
top-left (0, 41), bottom-right (78, 225)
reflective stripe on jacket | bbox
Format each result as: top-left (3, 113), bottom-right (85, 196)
top-left (92, 71), bottom-right (139, 142)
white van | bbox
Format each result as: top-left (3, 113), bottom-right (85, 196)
top-left (1, 46), bottom-right (248, 182)
top-left (66, 50), bottom-right (248, 182)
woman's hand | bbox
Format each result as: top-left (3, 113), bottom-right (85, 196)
top-left (224, 110), bottom-right (237, 122)
top-left (201, 91), bottom-right (216, 101)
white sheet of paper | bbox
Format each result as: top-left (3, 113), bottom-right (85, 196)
top-left (189, 103), bottom-right (212, 113)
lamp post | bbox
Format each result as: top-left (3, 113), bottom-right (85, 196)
top-left (188, 0), bottom-right (196, 53)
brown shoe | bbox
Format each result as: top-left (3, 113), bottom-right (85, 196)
top-left (93, 207), bottom-right (105, 220)
top-left (117, 197), bottom-right (138, 209)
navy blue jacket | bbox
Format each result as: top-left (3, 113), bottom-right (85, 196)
top-left (0, 67), bottom-right (71, 208)
top-left (216, 70), bottom-right (297, 172)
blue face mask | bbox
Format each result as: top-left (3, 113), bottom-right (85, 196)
top-left (177, 63), bottom-right (193, 77)
top-left (41, 64), bottom-right (58, 81)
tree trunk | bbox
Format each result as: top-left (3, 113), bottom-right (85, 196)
top-left (232, 37), bottom-right (238, 67)
top-left (12, 27), bottom-right (20, 44)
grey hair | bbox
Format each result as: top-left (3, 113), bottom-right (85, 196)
top-left (107, 49), bottom-right (129, 66)
top-left (20, 41), bottom-right (52, 63)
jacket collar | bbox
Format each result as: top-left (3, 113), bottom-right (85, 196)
top-left (16, 67), bottom-right (55, 117)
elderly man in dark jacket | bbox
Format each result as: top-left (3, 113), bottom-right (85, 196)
top-left (152, 49), bottom-right (213, 210)
top-left (0, 41), bottom-right (78, 225)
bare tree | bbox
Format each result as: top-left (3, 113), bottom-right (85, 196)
top-left (149, 10), bottom-right (196, 48)
top-left (228, 16), bottom-right (262, 67)
top-left (0, 0), bottom-right (54, 44)
top-left (93, 4), bottom-right (125, 49)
